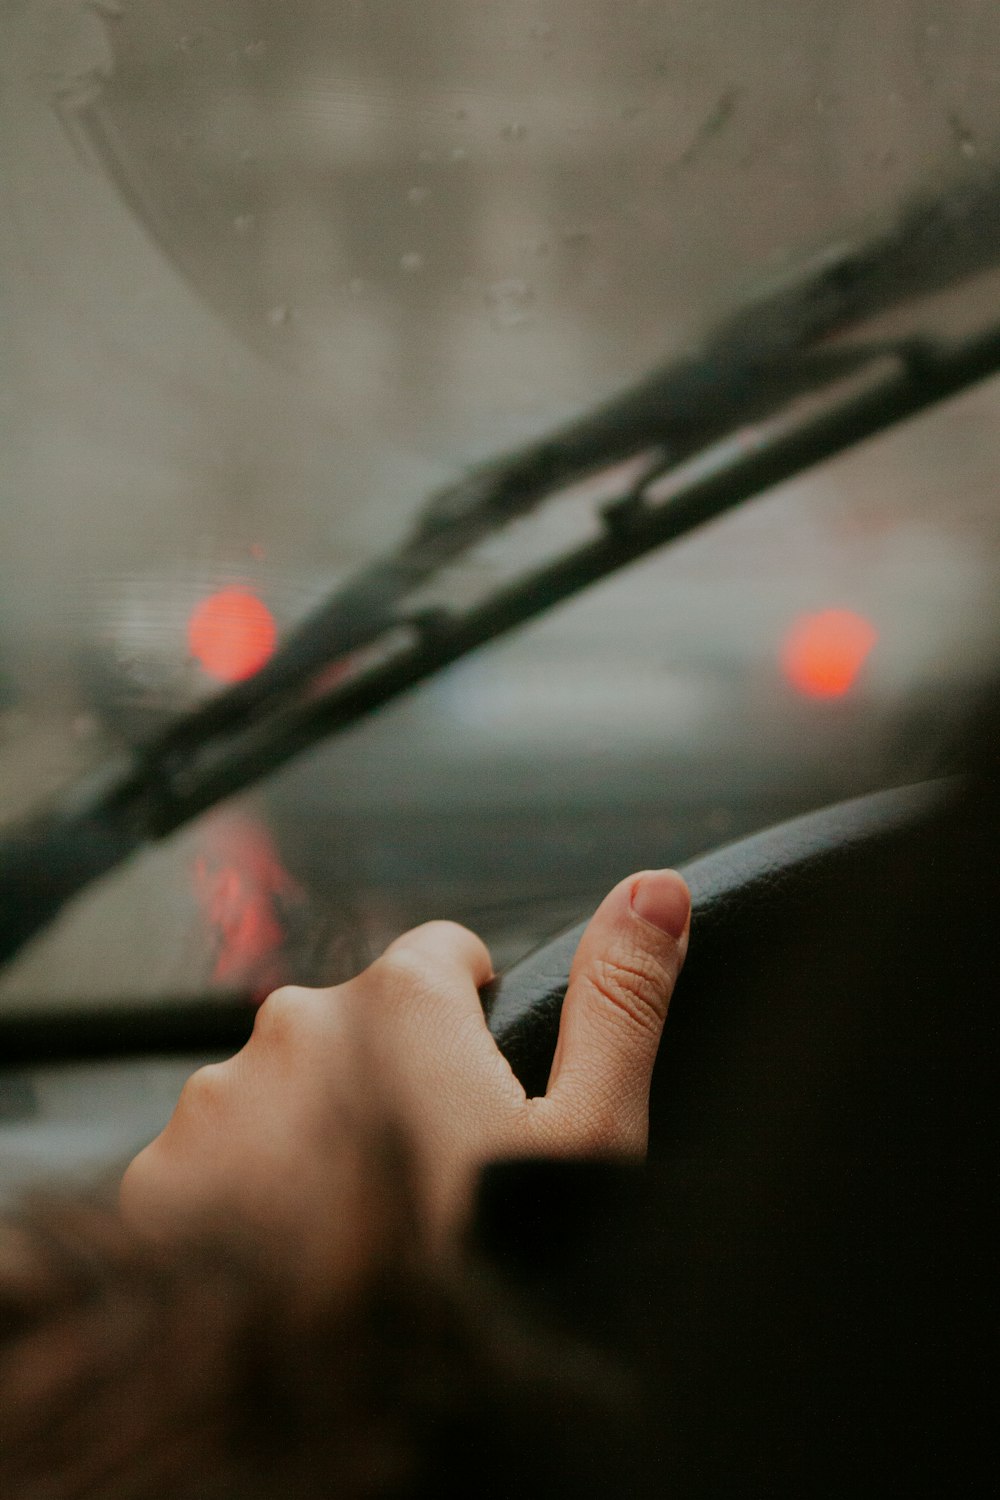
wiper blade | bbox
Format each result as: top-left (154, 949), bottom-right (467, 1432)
top-left (3, 172), bottom-right (1000, 970)
top-left (151, 167), bottom-right (1000, 764)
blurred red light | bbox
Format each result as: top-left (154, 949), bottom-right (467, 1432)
top-left (781, 609), bottom-right (878, 700)
top-left (188, 588), bottom-right (277, 683)
top-left (192, 811), bottom-right (304, 996)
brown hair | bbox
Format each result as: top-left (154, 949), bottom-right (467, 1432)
top-left (0, 1131), bottom-right (637, 1500)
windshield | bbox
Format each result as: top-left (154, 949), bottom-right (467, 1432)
top-left (2, 0), bottom-right (1000, 1013)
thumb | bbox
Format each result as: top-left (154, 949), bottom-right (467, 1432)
top-left (543, 869), bottom-right (690, 1152)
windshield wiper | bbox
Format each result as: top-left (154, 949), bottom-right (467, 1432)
top-left (128, 166), bottom-right (1000, 770)
top-left (3, 170), bottom-right (1000, 970)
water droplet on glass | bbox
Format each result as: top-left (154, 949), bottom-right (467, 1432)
top-left (400, 252), bottom-right (425, 273)
top-left (486, 278), bottom-right (534, 329)
top-left (267, 303), bottom-right (292, 327)
top-left (406, 185), bottom-right (430, 206)
top-left (501, 121), bottom-right (528, 141)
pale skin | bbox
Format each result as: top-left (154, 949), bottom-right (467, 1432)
top-left (121, 868), bottom-right (691, 1284)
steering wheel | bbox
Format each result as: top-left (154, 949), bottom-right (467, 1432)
top-left (482, 780), bottom-right (944, 1116)
top-left (478, 771), bottom-right (987, 1499)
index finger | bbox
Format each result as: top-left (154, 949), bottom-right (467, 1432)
top-left (377, 919), bottom-right (494, 995)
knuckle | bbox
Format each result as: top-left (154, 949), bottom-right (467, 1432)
top-left (251, 985), bottom-right (314, 1045)
top-left (176, 1061), bottom-right (229, 1119)
top-left (373, 945), bottom-right (439, 997)
top-left (410, 918), bottom-right (475, 946)
top-left (586, 951), bottom-right (669, 1036)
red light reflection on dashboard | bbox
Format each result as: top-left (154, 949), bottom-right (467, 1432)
top-left (188, 588), bottom-right (277, 683)
top-left (781, 609), bottom-right (878, 699)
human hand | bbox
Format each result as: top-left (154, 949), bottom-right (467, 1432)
top-left (121, 869), bottom-right (690, 1277)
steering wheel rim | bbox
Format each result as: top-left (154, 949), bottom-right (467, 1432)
top-left (482, 780), bottom-right (948, 1103)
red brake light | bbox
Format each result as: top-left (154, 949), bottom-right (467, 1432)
top-left (781, 609), bottom-right (878, 700)
top-left (187, 588), bottom-right (277, 683)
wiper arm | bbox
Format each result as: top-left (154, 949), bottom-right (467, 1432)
top-left (136, 323), bottom-right (1000, 825)
top-left (412, 161), bottom-right (1000, 543)
top-left (2, 172), bottom-right (1000, 970)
